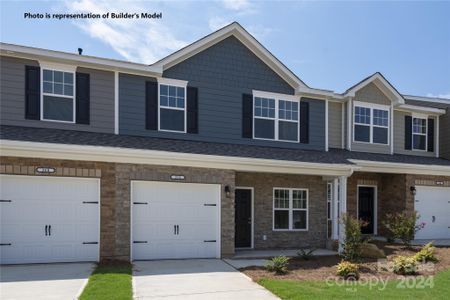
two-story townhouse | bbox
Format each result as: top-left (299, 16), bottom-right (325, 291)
top-left (1, 22), bottom-right (449, 264)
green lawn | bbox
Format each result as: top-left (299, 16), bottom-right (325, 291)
top-left (79, 263), bottom-right (132, 300)
top-left (259, 269), bottom-right (450, 300)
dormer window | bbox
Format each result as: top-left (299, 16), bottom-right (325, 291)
top-left (353, 102), bottom-right (389, 145)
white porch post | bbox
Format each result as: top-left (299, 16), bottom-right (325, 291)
top-left (332, 178), bottom-right (339, 240)
top-left (338, 176), bottom-right (348, 253)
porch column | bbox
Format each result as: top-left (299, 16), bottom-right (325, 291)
top-left (332, 178), bottom-right (339, 240)
top-left (338, 176), bottom-right (348, 253)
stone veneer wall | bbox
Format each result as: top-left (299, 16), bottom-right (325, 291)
top-left (0, 156), bottom-right (235, 261)
top-left (236, 172), bottom-right (328, 249)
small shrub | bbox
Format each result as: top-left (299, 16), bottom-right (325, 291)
top-left (336, 260), bottom-right (360, 280)
top-left (297, 248), bottom-right (316, 260)
top-left (393, 255), bottom-right (417, 275)
top-left (383, 211), bottom-right (425, 247)
top-left (265, 256), bottom-right (290, 274)
top-left (414, 243), bottom-right (438, 263)
top-left (340, 214), bottom-right (367, 261)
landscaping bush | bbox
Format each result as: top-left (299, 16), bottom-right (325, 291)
top-left (414, 242), bottom-right (438, 263)
top-left (336, 260), bottom-right (360, 280)
top-left (297, 248), bottom-right (316, 260)
top-left (392, 255), bottom-right (417, 275)
top-left (383, 211), bottom-right (425, 247)
top-left (265, 256), bottom-right (290, 274)
top-left (340, 214), bottom-right (367, 261)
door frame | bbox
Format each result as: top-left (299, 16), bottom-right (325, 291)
top-left (129, 180), bottom-right (222, 261)
top-left (235, 186), bottom-right (254, 249)
top-left (356, 184), bottom-right (378, 235)
top-left (0, 174), bottom-right (101, 263)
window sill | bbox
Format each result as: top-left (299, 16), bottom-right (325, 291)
top-left (353, 140), bottom-right (389, 146)
top-left (272, 229), bottom-right (308, 232)
top-left (41, 118), bottom-right (75, 124)
top-left (253, 137), bottom-right (299, 143)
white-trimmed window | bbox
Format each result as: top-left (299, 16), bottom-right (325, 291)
top-left (41, 68), bottom-right (75, 122)
top-left (253, 91), bottom-right (299, 142)
top-left (158, 78), bottom-right (187, 133)
top-left (273, 188), bottom-right (308, 230)
top-left (353, 102), bottom-right (389, 145)
top-left (412, 117), bottom-right (427, 150)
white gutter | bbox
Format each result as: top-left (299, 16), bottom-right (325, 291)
top-left (404, 95), bottom-right (450, 105)
top-left (0, 140), bottom-right (355, 177)
top-left (395, 104), bottom-right (446, 115)
top-left (349, 159), bottom-right (450, 176)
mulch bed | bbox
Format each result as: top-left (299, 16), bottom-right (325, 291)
top-left (241, 241), bottom-right (450, 281)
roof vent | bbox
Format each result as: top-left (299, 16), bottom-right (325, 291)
top-left (78, 48), bottom-right (83, 55)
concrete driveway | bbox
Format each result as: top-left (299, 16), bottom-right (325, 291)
top-left (133, 259), bottom-right (278, 299)
top-left (0, 263), bottom-right (94, 300)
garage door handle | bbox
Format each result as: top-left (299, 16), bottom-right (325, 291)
top-left (432, 216), bottom-right (436, 223)
top-left (0, 199), bottom-right (12, 203)
top-left (83, 242), bottom-right (98, 245)
top-left (0, 243), bottom-right (12, 246)
top-left (133, 241), bottom-right (148, 244)
top-left (133, 202), bottom-right (148, 205)
top-left (204, 240), bottom-right (216, 243)
top-left (82, 201), bottom-right (99, 204)
top-left (48, 225), bottom-right (51, 236)
top-left (45, 225), bottom-right (48, 236)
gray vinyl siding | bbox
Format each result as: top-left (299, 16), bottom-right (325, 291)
top-left (0, 56), bottom-right (115, 133)
top-left (403, 98), bottom-right (449, 159)
top-left (119, 36), bottom-right (326, 150)
top-left (350, 83), bottom-right (391, 154)
top-left (328, 101), bottom-right (343, 149)
top-left (393, 110), bottom-right (436, 157)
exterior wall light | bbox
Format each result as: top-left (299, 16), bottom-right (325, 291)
top-left (410, 186), bottom-right (416, 196)
top-left (225, 185), bottom-right (231, 198)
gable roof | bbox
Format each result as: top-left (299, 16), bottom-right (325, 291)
top-left (151, 22), bottom-right (308, 90)
top-left (344, 72), bottom-right (405, 105)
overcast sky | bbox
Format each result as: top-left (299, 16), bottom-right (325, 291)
top-left (1, 0), bottom-right (449, 98)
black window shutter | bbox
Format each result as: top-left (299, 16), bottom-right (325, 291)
top-left (146, 81), bottom-right (158, 130)
top-left (187, 86), bottom-right (198, 134)
top-left (404, 115), bottom-right (412, 150)
top-left (300, 101), bottom-right (309, 144)
top-left (242, 93), bottom-right (253, 138)
top-left (427, 118), bottom-right (434, 152)
top-left (25, 65), bottom-right (40, 120)
top-left (76, 72), bottom-right (90, 124)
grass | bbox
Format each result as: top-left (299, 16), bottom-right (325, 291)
top-left (259, 269), bottom-right (450, 300)
top-left (78, 263), bottom-right (132, 300)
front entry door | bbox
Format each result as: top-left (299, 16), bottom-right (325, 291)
top-left (235, 189), bottom-right (252, 248)
top-left (358, 186), bottom-right (375, 234)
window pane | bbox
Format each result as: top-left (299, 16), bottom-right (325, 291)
top-left (413, 134), bottom-right (426, 150)
top-left (64, 72), bottom-right (73, 84)
top-left (354, 125), bottom-right (370, 142)
top-left (254, 97), bottom-right (275, 119)
top-left (177, 98), bottom-right (184, 108)
top-left (53, 83), bottom-right (63, 95)
top-left (279, 120), bottom-right (298, 141)
top-left (355, 106), bottom-right (370, 124)
top-left (43, 96), bottom-right (73, 122)
top-left (413, 118), bottom-right (426, 134)
top-left (254, 119), bottom-right (275, 139)
top-left (255, 107), bottom-right (262, 117)
top-left (160, 108), bottom-right (184, 131)
top-left (268, 108), bottom-right (275, 118)
top-left (169, 86), bottom-right (176, 97)
top-left (160, 84), bottom-right (168, 96)
top-left (64, 84), bottom-right (73, 96)
top-left (43, 69), bottom-right (53, 81)
top-left (274, 210), bottom-right (289, 229)
top-left (293, 210), bottom-right (307, 230)
top-left (53, 71), bottom-right (63, 83)
top-left (255, 97), bottom-right (261, 107)
top-left (176, 87), bottom-right (184, 98)
top-left (373, 127), bottom-right (388, 144)
top-left (168, 96), bottom-right (176, 107)
top-left (160, 95), bottom-right (168, 106)
top-left (293, 190), bottom-right (306, 209)
top-left (43, 82), bottom-right (53, 93)
top-left (274, 189), bottom-right (289, 208)
top-left (268, 99), bottom-right (275, 109)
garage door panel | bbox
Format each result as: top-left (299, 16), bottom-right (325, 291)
top-left (415, 186), bottom-right (450, 239)
top-left (0, 175), bottom-right (100, 264)
top-left (132, 181), bottom-right (220, 260)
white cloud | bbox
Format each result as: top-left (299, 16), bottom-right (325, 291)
top-left (63, 0), bottom-right (187, 63)
top-left (222, 0), bottom-right (250, 11)
top-left (426, 92), bottom-right (450, 99)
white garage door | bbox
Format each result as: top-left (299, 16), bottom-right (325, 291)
top-left (0, 175), bottom-right (100, 264)
top-left (131, 181), bottom-right (220, 260)
top-left (415, 186), bottom-right (450, 239)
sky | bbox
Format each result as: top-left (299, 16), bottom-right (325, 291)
top-left (1, 0), bottom-right (449, 98)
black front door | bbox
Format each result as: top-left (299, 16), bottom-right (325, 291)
top-left (358, 186), bottom-right (375, 234)
top-left (235, 189), bottom-right (252, 248)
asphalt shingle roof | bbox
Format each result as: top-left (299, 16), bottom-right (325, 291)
top-left (1, 125), bottom-right (450, 167)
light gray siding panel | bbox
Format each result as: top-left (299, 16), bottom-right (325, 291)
top-left (328, 101), bottom-right (343, 149)
top-left (355, 82), bottom-right (391, 105)
top-left (394, 110), bottom-right (436, 157)
top-left (0, 56), bottom-right (115, 133)
top-left (119, 36), bottom-right (325, 150)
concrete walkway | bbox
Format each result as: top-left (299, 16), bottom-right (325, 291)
top-left (0, 262), bottom-right (94, 300)
top-left (133, 259), bottom-right (278, 299)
